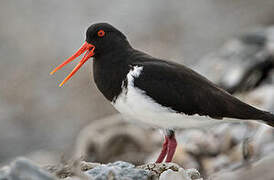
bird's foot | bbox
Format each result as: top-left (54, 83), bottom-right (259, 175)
top-left (156, 134), bottom-right (177, 163)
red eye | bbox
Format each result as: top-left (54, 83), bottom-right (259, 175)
top-left (97, 30), bottom-right (105, 37)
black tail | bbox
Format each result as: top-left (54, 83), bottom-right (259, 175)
top-left (221, 91), bottom-right (274, 127)
top-left (259, 111), bottom-right (274, 127)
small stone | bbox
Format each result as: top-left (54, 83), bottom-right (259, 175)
top-left (63, 177), bottom-right (82, 180)
top-left (159, 167), bottom-right (201, 180)
top-left (186, 168), bottom-right (201, 179)
top-left (138, 162), bottom-right (180, 177)
top-left (80, 161), bottom-right (101, 171)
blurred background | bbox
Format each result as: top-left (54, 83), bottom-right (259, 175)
top-left (1, 0), bottom-right (274, 178)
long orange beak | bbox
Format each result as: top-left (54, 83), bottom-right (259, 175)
top-left (50, 42), bottom-right (95, 87)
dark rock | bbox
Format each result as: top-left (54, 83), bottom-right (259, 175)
top-left (194, 27), bottom-right (274, 94)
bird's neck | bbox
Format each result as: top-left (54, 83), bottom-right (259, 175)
top-left (92, 47), bottom-right (133, 102)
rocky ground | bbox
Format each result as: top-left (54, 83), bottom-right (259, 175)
top-left (0, 158), bottom-right (201, 180)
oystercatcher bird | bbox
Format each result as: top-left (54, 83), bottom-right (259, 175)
top-left (51, 23), bottom-right (274, 163)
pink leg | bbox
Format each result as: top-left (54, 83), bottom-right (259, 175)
top-left (156, 136), bottom-right (168, 163)
top-left (165, 135), bottom-right (177, 162)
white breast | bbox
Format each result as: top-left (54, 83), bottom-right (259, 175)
top-left (112, 66), bottom-right (236, 129)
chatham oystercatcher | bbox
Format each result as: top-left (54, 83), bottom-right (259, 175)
top-left (51, 23), bottom-right (274, 163)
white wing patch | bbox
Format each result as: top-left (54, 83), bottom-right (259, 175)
top-left (127, 66), bottom-right (143, 86)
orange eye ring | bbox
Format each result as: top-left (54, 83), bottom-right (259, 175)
top-left (97, 30), bottom-right (105, 37)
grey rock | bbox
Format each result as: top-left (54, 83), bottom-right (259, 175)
top-left (0, 166), bottom-right (10, 180)
top-left (85, 161), bottom-right (152, 180)
top-left (1, 157), bottom-right (56, 180)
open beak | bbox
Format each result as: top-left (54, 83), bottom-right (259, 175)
top-left (50, 42), bottom-right (95, 87)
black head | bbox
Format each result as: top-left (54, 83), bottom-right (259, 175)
top-left (50, 23), bottom-right (131, 86)
top-left (86, 23), bottom-right (130, 57)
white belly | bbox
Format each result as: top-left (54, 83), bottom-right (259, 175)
top-left (112, 66), bottom-right (233, 129)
